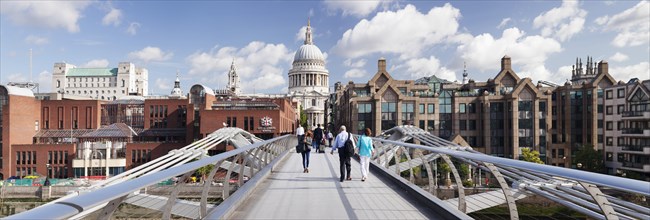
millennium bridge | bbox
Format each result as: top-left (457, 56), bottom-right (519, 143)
top-left (7, 126), bottom-right (650, 219)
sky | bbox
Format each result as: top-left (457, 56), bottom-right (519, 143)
top-left (1, 0), bottom-right (649, 95)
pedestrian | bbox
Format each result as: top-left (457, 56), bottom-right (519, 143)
top-left (327, 130), bottom-right (333, 148)
top-left (295, 124), bottom-right (305, 144)
top-left (331, 125), bottom-right (354, 182)
top-left (302, 130), bottom-right (313, 173)
top-left (357, 128), bottom-right (374, 182)
top-left (313, 124), bottom-right (324, 153)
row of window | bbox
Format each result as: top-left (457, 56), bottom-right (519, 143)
top-left (131, 149), bottom-right (152, 164)
top-left (16, 151), bottom-right (37, 165)
top-left (68, 83), bottom-right (118, 88)
top-left (68, 77), bottom-right (114, 83)
top-left (605, 88), bottom-right (626, 99)
top-left (43, 107), bottom-right (94, 129)
top-left (604, 104), bottom-right (627, 115)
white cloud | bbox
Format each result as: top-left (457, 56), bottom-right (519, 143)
top-left (295, 26), bottom-right (307, 42)
top-left (126, 22), bottom-right (141, 35)
top-left (102, 7), bottom-right (122, 26)
top-left (186, 41), bottom-right (293, 92)
top-left (128, 47), bottom-right (173, 63)
top-left (400, 56), bottom-right (456, 81)
top-left (80, 59), bottom-right (109, 68)
top-left (533, 0), bottom-right (587, 42)
top-left (595, 1), bottom-right (649, 47)
top-left (344, 69), bottom-right (368, 78)
top-left (324, 0), bottom-right (394, 17)
top-left (333, 4), bottom-right (462, 59)
top-left (156, 78), bottom-right (172, 91)
top-left (457, 27), bottom-right (563, 78)
top-left (0, 1), bottom-right (91, 33)
top-left (609, 52), bottom-right (629, 62)
top-left (497, 17), bottom-right (511, 29)
top-left (24, 35), bottom-right (49, 45)
top-left (343, 59), bottom-right (367, 68)
top-left (609, 62), bottom-right (650, 82)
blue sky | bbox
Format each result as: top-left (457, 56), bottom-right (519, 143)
top-left (1, 0), bottom-right (648, 95)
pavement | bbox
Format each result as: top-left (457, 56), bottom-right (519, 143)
top-left (230, 146), bottom-right (433, 219)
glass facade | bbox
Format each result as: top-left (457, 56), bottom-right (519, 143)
top-left (381, 102), bottom-right (396, 131)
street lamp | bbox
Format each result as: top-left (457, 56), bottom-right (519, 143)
top-left (45, 164), bottom-right (51, 178)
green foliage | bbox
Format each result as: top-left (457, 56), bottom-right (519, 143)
top-left (195, 163), bottom-right (215, 181)
top-left (399, 156), bottom-right (421, 178)
top-left (462, 179), bottom-right (474, 187)
top-left (438, 160), bottom-right (451, 175)
top-left (574, 144), bottom-right (605, 173)
top-left (521, 148), bottom-right (544, 164)
top-left (299, 105), bottom-right (308, 128)
top-left (459, 163), bottom-right (470, 179)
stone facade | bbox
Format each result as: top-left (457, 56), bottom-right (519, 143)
top-left (335, 56), bottom-right (621, 166)
top-left (51, 62), bottom-right (148, 101)
top-left (603, 79), bottom-right (650, 180)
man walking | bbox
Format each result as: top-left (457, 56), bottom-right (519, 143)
top-left (313, 124), bottom-right (324, 153)
top-left (331, 125), bottom-right (354, 182)
top-left (296, 124), bottom-right (305, 148)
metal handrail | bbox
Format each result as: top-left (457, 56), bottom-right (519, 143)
top-left (6, 134), bottom-right (291, 220)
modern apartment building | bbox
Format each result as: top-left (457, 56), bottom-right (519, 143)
top-left (335, 56), bottom-right (620, 167)
top-left (603, 79), bottom-right (650, 180)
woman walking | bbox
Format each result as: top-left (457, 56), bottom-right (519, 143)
top-left (302, 130), bottom-right (313, 173)
top-left (357, 128), bottom-right (374, 181)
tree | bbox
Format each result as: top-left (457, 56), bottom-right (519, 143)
top-left (299, 105), bottom-right (308, 128)
top-left (521, 148), bottom-right (544, 164)
top-left (574, 144), bottom-right (604, 173)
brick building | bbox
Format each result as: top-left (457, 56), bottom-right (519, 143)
top-left (335, 56), bottom-right (620, 166)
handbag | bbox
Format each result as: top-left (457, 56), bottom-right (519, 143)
top-left (296, 144), bottom-right (303, 153)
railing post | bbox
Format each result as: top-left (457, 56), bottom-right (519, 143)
top-left (578, 182), bottom-right (619, 220)
top-left (441, 155), bottom-right (466, 213)
top-left (483, 162), bottom-right (518, 219)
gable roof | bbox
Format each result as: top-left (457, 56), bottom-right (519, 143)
top-left (494, 69), bottom-right (521, 85)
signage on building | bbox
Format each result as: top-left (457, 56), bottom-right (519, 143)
top-left (259, 116), bottom-right (275, 133)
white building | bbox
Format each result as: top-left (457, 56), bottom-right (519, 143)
top-left (52, 62), bottom-right (148, 100)
top-left (288, 19), bottom-right (329, 128)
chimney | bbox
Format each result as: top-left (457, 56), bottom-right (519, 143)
top-left (378, 57), bottom-right (387, 72)
top-left (501, 55), bottom-right (511, 70)
top-left (597, 60), bottom-right (608, 75)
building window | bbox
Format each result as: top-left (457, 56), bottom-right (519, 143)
top-left (244, 117), bottom-right (249, 130)
top-left (468, 120), bottom-right (477, 130)
top-left (606, 137), bottom-right (613, 146)
top-left (401, 102), bottom-right (414, 125)
top-left (617, 105), bottom-right (624, 114)
top-left (427, 120), bottom-right (435, 131)
top-left (419, 104), bottom-right (425, 114)
top-left (597, 120), bottom-right (603, 128)
top-left (250, 116), bottom-right (254, 131)
top-left (381, 102), bottom-right (396, 131)
top-left (460, 120), bottom-right (467, 130)
top-left (617, 121), bottom-right (624, 130)
top-left (459, 103), bottom-right (466, 113)
top-left (606, 90), bottom-right (613, 99)
top-left (468, 103), bottom-right (476, 113)
top-left (598, 135), bottom-right (603, 143)
top-left (617, 88), bottom-right (625, 98)
top-left (427, 104), bottom-right (434, 114)
top-left (606, 121), bottom-right (613, 130)
top-left (606, 105), bottom-right (613, 115)
top-left (358, 103), bottom-right (372, 133)
top-left (597, 105), bottom-right (603, 113)
top-left (617, 137), bottom-right (624, 146)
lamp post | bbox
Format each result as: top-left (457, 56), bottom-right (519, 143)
top-left (45, 164), bottom-right (51, 179)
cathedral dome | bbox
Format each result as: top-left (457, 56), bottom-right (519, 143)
top-left (294, 44), bottom-right (324, 62)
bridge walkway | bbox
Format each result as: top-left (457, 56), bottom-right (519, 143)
top-left (230, 147), bottom-right (437, 219)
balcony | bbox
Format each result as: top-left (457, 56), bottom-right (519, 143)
top-left (621, 162), bottom-right (650, 172)
top-left (622, 110), bottom-right (650, 119)
top-left (619, 145), bottom-right (650, 154)
top-left (621, 128), bottom-right (650, 136)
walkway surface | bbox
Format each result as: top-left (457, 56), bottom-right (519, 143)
top-left (230, 146), bottom-right (436, 219)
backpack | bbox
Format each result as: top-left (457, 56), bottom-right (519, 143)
top-left (344, 133), bottom-right (355, 156)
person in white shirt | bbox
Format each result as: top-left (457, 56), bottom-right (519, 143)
top-left (326, 130), bottom-right (333, 147)
top-left (331, 125), bottom-right (355, 182)
top-left (295, 124), bottom-right (305, 144)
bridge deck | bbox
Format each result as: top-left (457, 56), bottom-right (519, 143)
top-left (230, 148), bottom-right (436, 219)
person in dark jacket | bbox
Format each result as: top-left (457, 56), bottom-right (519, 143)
top-left (313, 124), bottom-right (324, 153)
